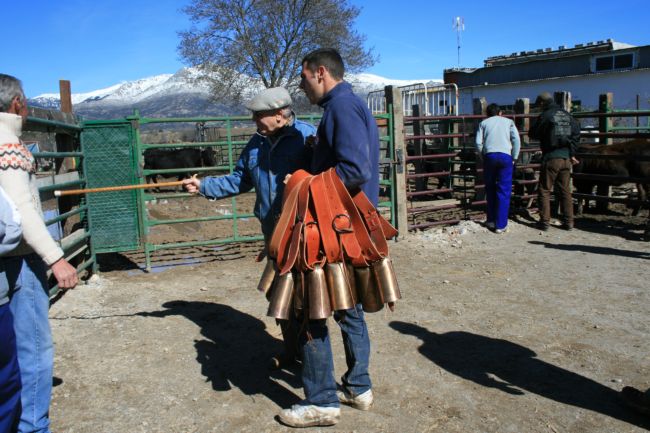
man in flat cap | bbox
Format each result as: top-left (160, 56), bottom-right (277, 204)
top-left (183, 87), bottom-right (315, 368)
top-left (529, 92), bottom-right (580, 231)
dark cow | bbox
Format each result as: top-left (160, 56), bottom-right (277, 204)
top-left (573, 139), bottom-right (650, 238)
top-left (144, 147), bottom-right (216, 188)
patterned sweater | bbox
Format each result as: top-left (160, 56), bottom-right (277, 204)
top-left (0, 112), bottom-right (64, 265)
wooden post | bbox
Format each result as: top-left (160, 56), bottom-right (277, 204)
top-left (597, 93), bottom-right (614, 211)
top-left (411, 104), bottom-right (427, 192)
top-left (385, 85), bottom-right (408, 238)
top-left (599, 93), bottom-right (613, 145)
top-left (450, 119), bottom-right (461, 188)
top-left (473, 97), bottom-right (487, 116)
top-left (514, 98), bottom-right (530, 146)
top-left (59, 80), bottom-right (72, 114)
top-left (554, 91), bottom-right (571, 111)
top-left (56, 79), bottom-right (75, 173)
top-left (472, 98), bottom-right (486, 201)
top-left (513, 98), bottom-right (534, 209)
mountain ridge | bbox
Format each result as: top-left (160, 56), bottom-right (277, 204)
top-left (28, 68), bottom-right (442, 119)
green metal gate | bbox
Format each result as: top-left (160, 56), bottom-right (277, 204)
top-left (81, 120), bottom-right (142, 253)
top-left (78, 112), bottom-right (398, 268)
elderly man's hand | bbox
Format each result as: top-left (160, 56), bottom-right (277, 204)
top-left (51, 258), bottom-right (78, 289)
top-left (183, 175), bottom-right (201, 194)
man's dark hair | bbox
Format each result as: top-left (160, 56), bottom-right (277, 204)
top-left (486, 103), bottom-right (500, 117)
top-left (302, 48), bottom-right (345, 80)
top-left (535, 92), bottom-right (554, 107)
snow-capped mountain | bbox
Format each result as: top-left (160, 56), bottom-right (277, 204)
top-left (28, 68), bottom-right (441, 119)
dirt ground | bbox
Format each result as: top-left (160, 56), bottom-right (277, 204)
top-left (48, 194), bottom-right (650, 433)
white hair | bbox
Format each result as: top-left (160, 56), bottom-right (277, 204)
top-left (0, 74), bottom-right (24, 112)
top-left (280, 106), bottom-right (293, 119)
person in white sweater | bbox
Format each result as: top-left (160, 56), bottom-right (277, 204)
top-left (475, 103), bottom-right (521, 233)
top-left (0, 73), bottom-right (78, 433)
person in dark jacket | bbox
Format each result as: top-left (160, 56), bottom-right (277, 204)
top-left (529, 92), bottom-right (580, 231)
top-left (277, 48), bottom-right (377, 428)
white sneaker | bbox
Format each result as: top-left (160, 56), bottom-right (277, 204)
top-left (278, 404), bottom-right (340, 427)
top-left (336, 388), bottom-right (374, 411)
top-left (494, 227), bottom-right (507, 234)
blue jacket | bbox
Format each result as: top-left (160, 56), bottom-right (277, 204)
top-left (311, 82), bottom-right (380, 206)
top-left (200, 118), bottom-right (316, 238)
top-left (1, 187), bottom-right (22, 305)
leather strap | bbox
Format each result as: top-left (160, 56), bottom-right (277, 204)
top-left (309, 172), bottom-right (341, 263)
top-left (268, 168), bottom-right (398, 270)
top-left (269, 169), bottom-right (311, 269)
top-left (279, 177), bottom-right (311, 274)
top-left (302, 200), bottom-right (323, 270)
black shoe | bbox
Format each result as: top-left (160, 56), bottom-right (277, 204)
top-left (536, 222), bottom-right (549, 231)
top-left (561, 223), bottom-right (574, 231)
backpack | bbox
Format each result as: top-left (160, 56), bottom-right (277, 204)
top-left (548, 109), bottom-right (575, 149)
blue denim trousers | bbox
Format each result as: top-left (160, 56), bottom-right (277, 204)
top-left (5, 254), bottom-right (53, 433)
top-left (483, 152), bottom-right (514, 230)
top-left (299, 303), bottom-right (371, 407)
top-left (0, 302), bottom-right (22, 433)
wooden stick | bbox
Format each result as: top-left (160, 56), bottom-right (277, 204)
top-left (54, 180), bottom-right (186, 196)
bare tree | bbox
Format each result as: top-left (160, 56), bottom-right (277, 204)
top-left (178, 0), bottom-right (376, 104)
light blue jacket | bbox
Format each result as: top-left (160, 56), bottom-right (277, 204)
top-left (475, 115), bottom-right (521, 160)
top-left (1, 187), bottom-right (22, 305)
top-left (200, 118), bottom-right (316, 238)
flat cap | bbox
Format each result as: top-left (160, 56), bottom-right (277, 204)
top-left (245, 87), bottom-right (292, 112)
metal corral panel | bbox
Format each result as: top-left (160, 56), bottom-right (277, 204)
top-left (81, 123), bottom-right (141, 253)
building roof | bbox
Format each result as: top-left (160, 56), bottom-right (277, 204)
top-left (482, 39), bottom-right (635, 67)
top-left (443, 39), bottom-right (649, 88)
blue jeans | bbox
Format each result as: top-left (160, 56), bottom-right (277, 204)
top-left (0, 303), bottom-right (21, 433)
top-left (300, 304), bottom-right (371, 407)
top-left (6, 254), bottom-right (53, 433)
top-left (483, 152), bottom-right (513, 230)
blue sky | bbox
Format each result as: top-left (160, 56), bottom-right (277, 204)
top-left (2, 0), bottom-right (647, 97)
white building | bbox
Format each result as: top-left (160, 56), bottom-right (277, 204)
top-left (443, 39), bottom-right (650, 114)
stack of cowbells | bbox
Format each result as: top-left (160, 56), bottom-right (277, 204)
top-left (258, 168), bottom-right (401, 320)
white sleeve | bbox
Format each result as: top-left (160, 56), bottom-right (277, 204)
top-left (0, 168), bottom-right (64, 265)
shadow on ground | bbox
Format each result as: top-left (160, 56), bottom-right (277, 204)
top-left (529, 240), bottom-right (650, 259)
top-left (137, 301), bottom-right (301, 408)
top-left (390, 321), bottom-right (650, 430)
top-left (574, 216), bottom-right (648, 242)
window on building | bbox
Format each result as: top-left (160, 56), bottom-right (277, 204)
top-left (595, 56), bottom-right (613, 71)
top-left (594, 52), bottom-right (635, 72)
top-left (614, 53), bottom-right (633, 69)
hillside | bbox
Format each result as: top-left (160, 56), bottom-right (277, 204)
top-left (29, 68), bottom-right (441, 120)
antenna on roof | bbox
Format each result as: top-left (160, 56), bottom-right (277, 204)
top-left (453, 17), bottom-right (465, 68)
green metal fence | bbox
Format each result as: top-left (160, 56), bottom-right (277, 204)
top-left (79, 111), bottom-right (396, 271)
top-left (80, 120), bottom-right (142, 253)
top-left (27, 115), bottom-right (95, 296)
